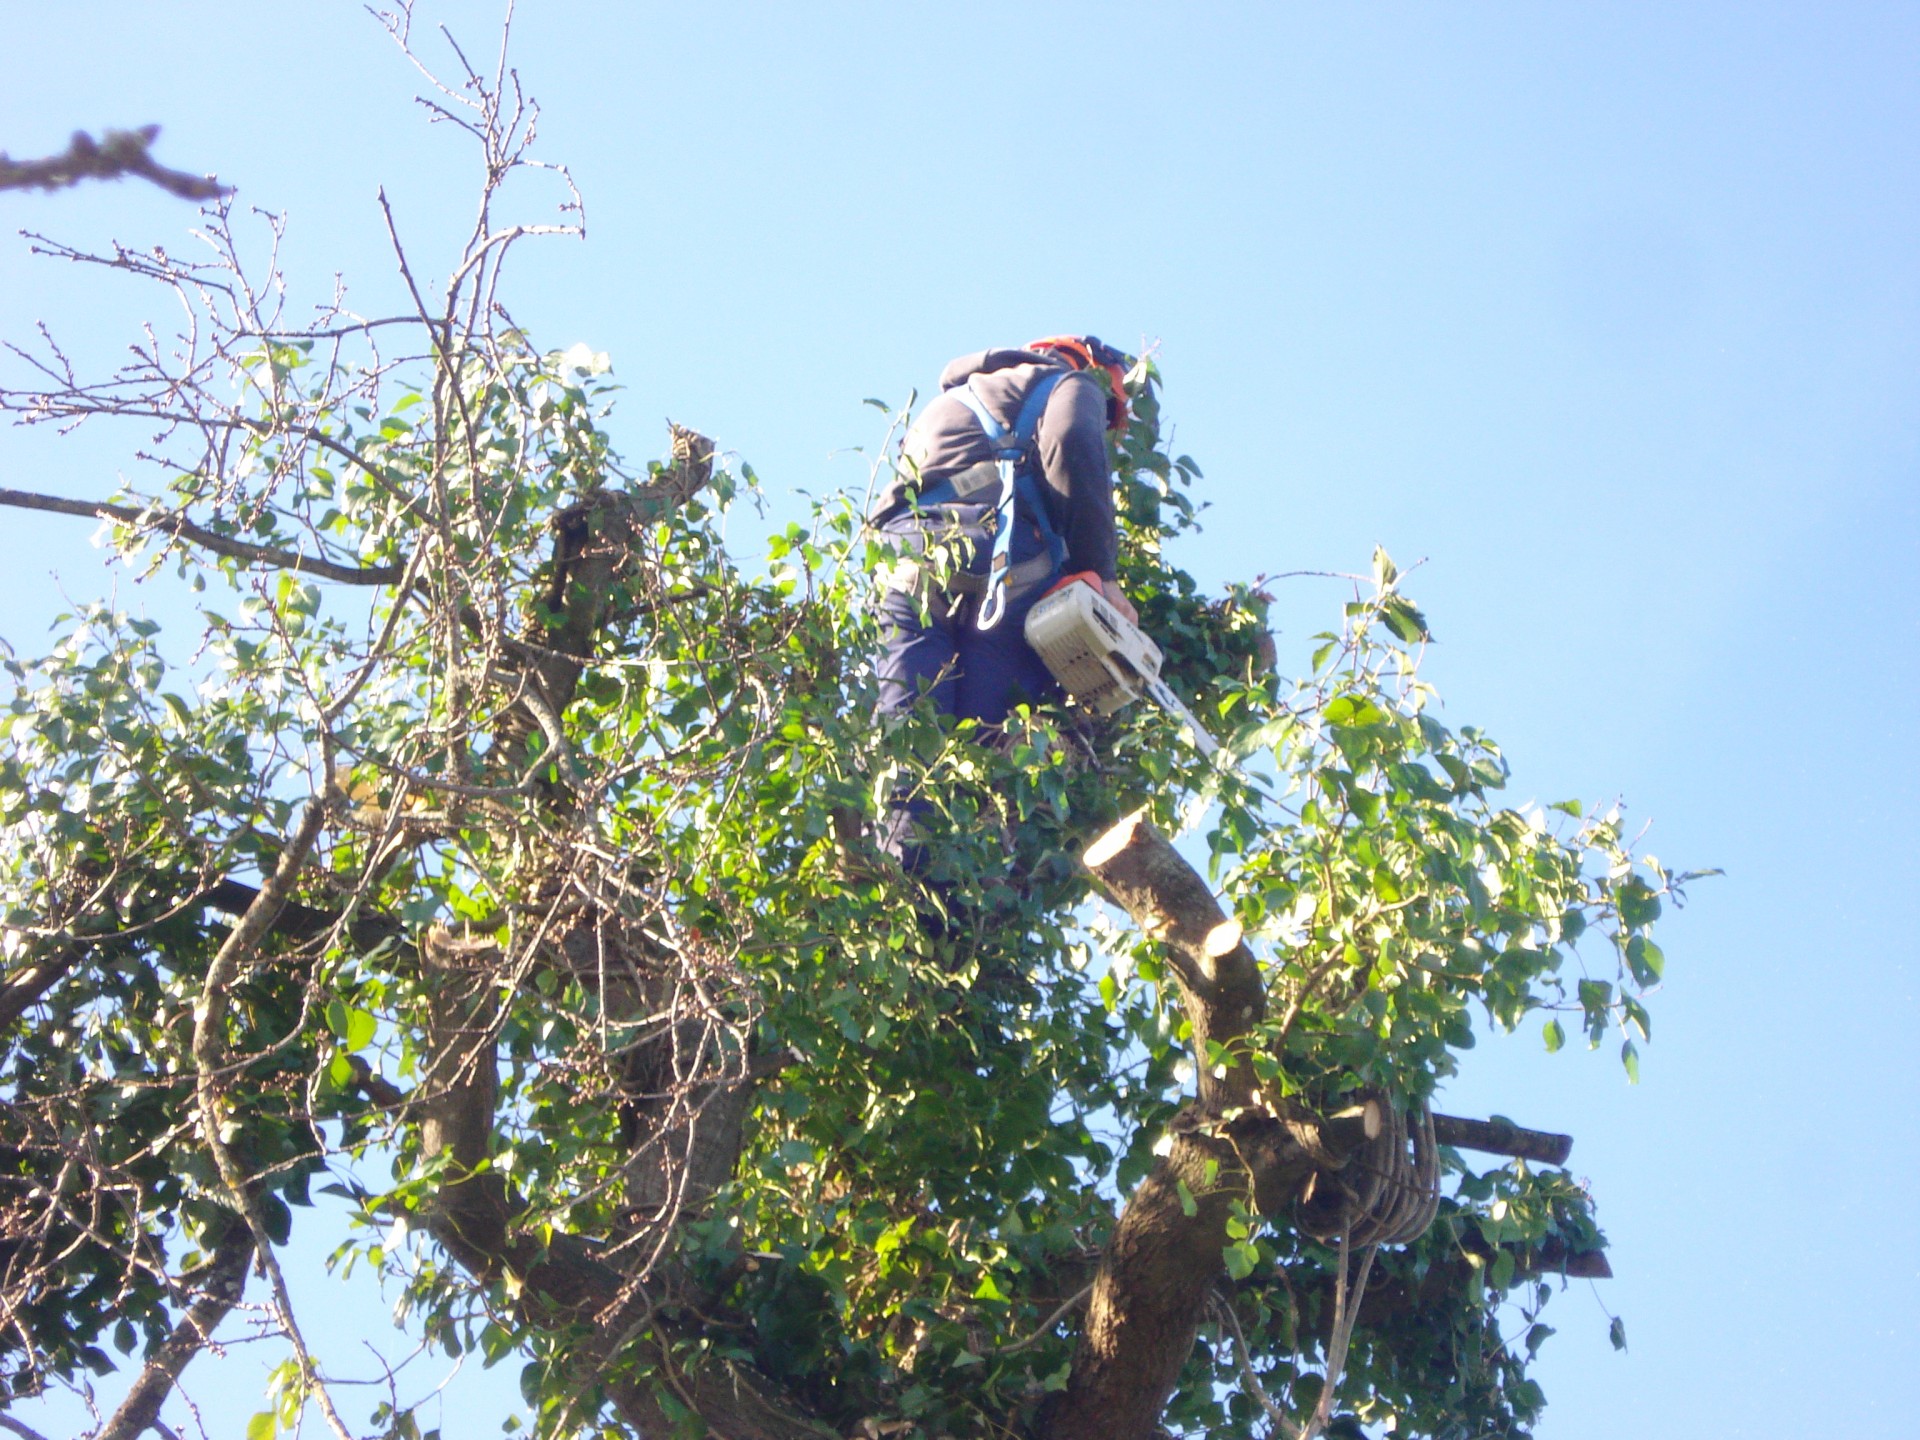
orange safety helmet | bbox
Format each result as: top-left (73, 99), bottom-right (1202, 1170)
top-left (1027, 334), bottom-right (1133, 432)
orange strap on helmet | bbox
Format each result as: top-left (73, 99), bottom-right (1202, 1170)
top-left (1027, 334), bottom-right (1132, 432)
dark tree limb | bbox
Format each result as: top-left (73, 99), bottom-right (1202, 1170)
top-left (414, 929), bottom-right (822, 1439)
top-left (405, 426), bottom-right (818, 1435)
top-left (0, 946), bottom-right (84, 1034)
top-left (199, 877), bottom-right (404, 952)
top-left (0, 128), bottom-right (229, 200)
top-left (1057, 811), bottom-right (1588, 1440)
top-left (1053, 809), bottom-right (1327, 1440)
top-left (1431, 1113), bottom-right (1573, 1167)
top-left (0, 876), bottom-right (403, 1039)
top-left (508, 425), bottom-right (715, 751)
top-left (0, 487), bottom-right (405, 586)
top-left (95, 1220), bottom-right (254, 1440)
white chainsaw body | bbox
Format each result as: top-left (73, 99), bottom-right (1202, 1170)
top-left (1023, 575), bottom-right (1218, 757)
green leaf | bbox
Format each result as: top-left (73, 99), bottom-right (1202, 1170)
top-left (1381, 595), bottom-right (1431, 644)
top-left (1616, 878), bottom-right (1662, 928)
top-left (1324, 694), bottom-right (1389, 727)
top-left (345, 1007), bottom-right (377, 1053)
top-left (1621, 1040), bottom-right (1641, 1084)
top-left (1490, 1249), bottom-right (1515, 1292)
top-left (1542, 1018), bottom-right (1565, 1053)
top-left (1626, 935), bottom-right (1665, 985)
top-left (1222, 1240), bottom-right (1257, 1281)
top-left (261, 1194), bottom-right (293, 1247)
top-left (1176, 1180), bottom-right (1198, 1218)
top-left (247, 1413), bottom-right (277, 1440)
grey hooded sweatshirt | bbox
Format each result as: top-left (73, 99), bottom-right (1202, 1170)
top-left (870, 348), bottom-right (1118, 582)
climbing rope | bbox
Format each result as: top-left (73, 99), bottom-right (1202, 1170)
top-left (1300, 1093), bottom-right (1441, 1249)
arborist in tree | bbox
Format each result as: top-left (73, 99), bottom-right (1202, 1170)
top-left (870, 336), bottom-right (1137, 867)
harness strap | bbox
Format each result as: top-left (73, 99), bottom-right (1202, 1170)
top-left (952, 369), bottom-right (1067, 630)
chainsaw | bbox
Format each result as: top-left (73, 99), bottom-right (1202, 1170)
top-left (1023, 572), bottom-right (1219, 758)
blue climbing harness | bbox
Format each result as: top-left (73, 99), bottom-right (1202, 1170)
top-left (945, 370), bottom-right (1069, 630)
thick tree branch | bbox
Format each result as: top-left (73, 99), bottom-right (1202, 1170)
top-left (0, 128), bottom-right (229, 200)
top-left (0, 947), bottom-right (84, 1034)
top-left (199, 877), bottom-right (404, 952)
top-left (1054, 809), bottom-right (1311, 1440)
top-left (0, 877), bottom-right (403, 1038)
top-left (413, 926), bottom-right (820, 1439)
top-left (1060, 811), bottom-right (1594, 1440)
top-left (523, 428), bottom-right (713, 716)
top-left (1431, 1113), bottom-right (1573, 1167)
top-left (189, 798), bottom-right (354, 1440)
top-left (96, 1220), bottom-right (254, 1440)
top-left (0, 487), bottom-right (404, 585)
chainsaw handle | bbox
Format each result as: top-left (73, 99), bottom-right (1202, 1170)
top-left (1041, 570), bottom-right (1106, 599)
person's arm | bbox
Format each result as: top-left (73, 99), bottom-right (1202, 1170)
top-left (1037, 373), bottom-right (1137, 622)
top-left (1038, 373), bottom-right (1118, 563)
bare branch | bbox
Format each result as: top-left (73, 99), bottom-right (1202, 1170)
top-left (0, 128), bottom-right (229, 201)
top-left (0, 486), bottom-right (406, 585)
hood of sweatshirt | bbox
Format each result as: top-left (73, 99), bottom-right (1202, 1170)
top-left (936, 348), bottom-right (1064, 391)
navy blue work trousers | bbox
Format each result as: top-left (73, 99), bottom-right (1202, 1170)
top-left (873, 511), bottom-right (1060, 868)
top-left (873, 513), bottom-right (1059, 727)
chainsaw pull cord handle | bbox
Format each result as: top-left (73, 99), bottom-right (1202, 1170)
top-left (952, 371), bottom-right (1064, 631)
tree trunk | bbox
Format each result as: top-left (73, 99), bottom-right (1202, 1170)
top-left (1051, 810), bottom-right (1343, 1440)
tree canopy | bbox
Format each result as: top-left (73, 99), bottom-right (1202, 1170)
top-left (0, 24), bottom-right (1695, 1440)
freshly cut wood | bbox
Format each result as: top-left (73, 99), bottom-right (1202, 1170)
top-left (1082, 808), bottom-right (1264, 1106)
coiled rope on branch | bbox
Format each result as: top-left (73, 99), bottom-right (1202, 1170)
top-left (1244, 1095), bottom-right (1442, 1440)
top-left (1298, 1092), bottom-right (1441, 1248)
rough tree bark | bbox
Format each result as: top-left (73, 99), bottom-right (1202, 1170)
top-left (1048, 808), bottom-right (1593, 1440)
top-left (393, 431), bottom-right (830, 1439)
top-left (95, 1221), bottom-right (254, 1440)
top-left (1049, 808), bottom-right (1359, 1440)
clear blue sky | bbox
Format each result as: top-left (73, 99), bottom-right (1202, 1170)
top-left (3, 4), bottom-right (1915, 1437)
